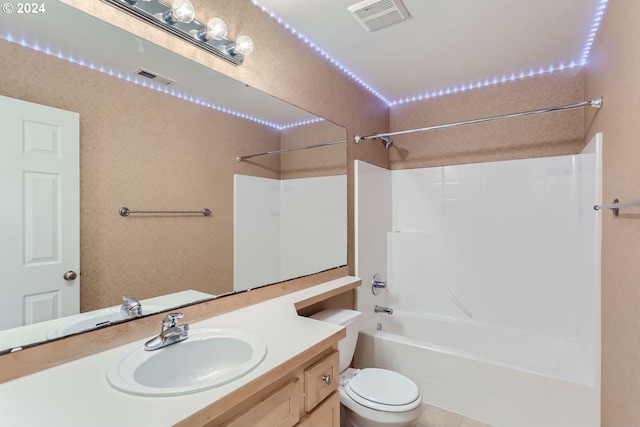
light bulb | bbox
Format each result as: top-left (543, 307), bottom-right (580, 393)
top-left (163, 0), bottom-right (195, 24)
top-left (231, 35), bottom-right (254, 56)
top-left (200, 17), bottom-right (228, 41)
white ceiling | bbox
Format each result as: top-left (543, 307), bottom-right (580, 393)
top-left (253, 0), bottom-right (605, 104)
top-left (0, 0), bottom-right (606, 124)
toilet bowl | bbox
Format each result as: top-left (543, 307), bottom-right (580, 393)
top-left (310, 309), bottom-right (422, 427)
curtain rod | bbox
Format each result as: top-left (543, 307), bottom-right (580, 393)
top-left (236, 139), bottom-right (346, 161)
top-left (354, 97), bottom-right (603, 143)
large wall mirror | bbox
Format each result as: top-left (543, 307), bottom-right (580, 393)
top-left (0, 1), bottom-right (346, 353)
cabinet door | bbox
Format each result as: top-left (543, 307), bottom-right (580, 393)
top-left (223, 379), bottom-right (300, 427)
top-left (297, 391), bottom-right (340, 427)
top-left (304, 350), bottom-right (339, 412)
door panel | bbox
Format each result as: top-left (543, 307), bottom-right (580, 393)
top-left (0, 95), bottom-right (80, 331)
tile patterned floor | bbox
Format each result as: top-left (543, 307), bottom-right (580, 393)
top-left (416, 403), bottom-right (493, 427)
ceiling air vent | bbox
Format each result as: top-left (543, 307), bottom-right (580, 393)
top-left (132, 68), bottom-right (177, 86)
top-left (348, 0), bottom-right (411, 32)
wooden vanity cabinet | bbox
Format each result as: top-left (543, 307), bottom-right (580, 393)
top-left (193, 347), bottom-right (340, 427)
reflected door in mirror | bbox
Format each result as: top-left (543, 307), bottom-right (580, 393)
top-left (0, 95), bottom-right (80, 331)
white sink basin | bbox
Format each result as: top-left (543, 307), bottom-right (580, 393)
top-left (106, 328), bottom-right (268, 396)
top-left (47, 305), bottom-right (167, 339)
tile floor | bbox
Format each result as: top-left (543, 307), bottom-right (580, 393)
top-left (416, 403), bottom-right (493, 427)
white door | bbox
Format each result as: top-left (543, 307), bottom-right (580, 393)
top-left (0, 95), bottom-right (80, 331)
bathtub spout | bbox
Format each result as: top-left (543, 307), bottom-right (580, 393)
top-left (374, 305), bottom-right (394, 315)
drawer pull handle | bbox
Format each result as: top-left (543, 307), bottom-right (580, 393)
top-left (322, 374), bottom-right (332, 384)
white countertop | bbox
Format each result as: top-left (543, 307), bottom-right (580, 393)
top-left (0, 277), bottom-right (358, 427)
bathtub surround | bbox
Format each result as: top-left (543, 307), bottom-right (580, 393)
top-left (234, 174), bottom-right (347, 290)
top-left (355, 134), bottom-right (601, 426)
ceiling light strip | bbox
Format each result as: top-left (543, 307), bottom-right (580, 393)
top-left (251, 0), bottom-right (391, 106)
top-left (253, 0), bottom-right (609, 107)
top-left (0, 33), bottom-right (319, 130)
top-left (390, 61), bottom-right (583, 106)
top-left (579, 0), bottom-right (608, 65)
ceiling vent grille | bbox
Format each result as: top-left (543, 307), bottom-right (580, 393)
top-left (348, 0), bottom-right (411, 32)
top-left (132, 68), bottom-right (177, 86)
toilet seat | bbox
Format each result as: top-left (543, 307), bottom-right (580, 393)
top-left (345, 368), bottom-right (421, 413)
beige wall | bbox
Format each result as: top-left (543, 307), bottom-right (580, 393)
top-left (280, 121), bottom-right (347, 179)
top-left (584, 1), bottom-right (640, 425)
top-left (389, 68), bottom-right (585, 169)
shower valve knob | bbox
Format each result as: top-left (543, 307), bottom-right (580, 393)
top-left (371, 273), bottom-right (388, 296)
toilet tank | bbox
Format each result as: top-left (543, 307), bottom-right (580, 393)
top-left (310, 309), bottom-right (362, 372)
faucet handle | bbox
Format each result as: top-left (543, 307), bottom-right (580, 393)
top-left (371, 273), bottom-right (388, 296)
top-left (162, 313), bottom-right (184, 329)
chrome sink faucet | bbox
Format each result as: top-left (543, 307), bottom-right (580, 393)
top-left (144, 313), bottom-right (189, 351)
top-left (120, 296), bottom-right (142, 319)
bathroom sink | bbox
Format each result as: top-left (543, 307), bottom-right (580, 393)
top-left (106, 328), bottom-right (268, 396)
top-left (47, 305), bottom-right (167, 338)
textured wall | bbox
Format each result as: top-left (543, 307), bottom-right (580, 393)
top-left (280, 120), bottom-right (347, 180)
top-left (389, 68), bottom-right (585, 169)
top-left (584, 1), bottom-right (640, 425)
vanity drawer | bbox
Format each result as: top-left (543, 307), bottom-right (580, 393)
top-left (222, 378), bottom-right (301, 427)
top-left (304, 350), bottom-right (339, 412)
top-left (297, 390), bottom-right (340, 427)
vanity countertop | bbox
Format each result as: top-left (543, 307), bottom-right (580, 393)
top-left (0, 276), bottom-right (358, 427)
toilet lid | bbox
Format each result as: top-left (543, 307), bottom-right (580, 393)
top-left (345, 368), bottom-right (421, 412)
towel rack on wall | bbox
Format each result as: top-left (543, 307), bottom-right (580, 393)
top-left (119, 207), bottom-right (212, 217)
top-left (236, 139), bottom-right (346, 161)
top-left (594, 199), bottom-right (640, 217)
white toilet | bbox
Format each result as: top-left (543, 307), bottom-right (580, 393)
top-left (310, 309), bottom-right (422, 427)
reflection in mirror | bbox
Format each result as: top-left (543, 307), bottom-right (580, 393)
top-left (0, 0), bottom-right (346, 353)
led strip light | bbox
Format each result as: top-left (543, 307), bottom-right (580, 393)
top-left (0, 33), bottom-right (322, 130)
top-left (252, 0), bottom-right (610, 107)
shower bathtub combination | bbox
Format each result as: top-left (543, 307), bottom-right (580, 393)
top-left (354, 135), bottom-right (602, 427)
top-left (356, 312), bottom-right (598, 427)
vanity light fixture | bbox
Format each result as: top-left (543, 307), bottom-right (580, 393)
top-left (102, 0), bottom-right (254, 66)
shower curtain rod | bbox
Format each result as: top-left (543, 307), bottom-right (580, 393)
top-left (354, 97), bottom-right (603, 143)
top-left (236, 139), bottom-right (346, 161)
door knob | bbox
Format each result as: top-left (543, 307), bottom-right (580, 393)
top-left (63, 271), bottom-right (77, 281)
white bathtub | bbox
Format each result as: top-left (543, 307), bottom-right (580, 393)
top-left (354, 311), bottom-right (599, 427)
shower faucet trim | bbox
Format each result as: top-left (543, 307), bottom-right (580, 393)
top-left (374, 305), bottom-right (394, 315)
top-left (371, 273), bottom-right (388, 296)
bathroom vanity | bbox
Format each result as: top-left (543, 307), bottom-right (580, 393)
top-left (0, 276), bottom-right (358, 426)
